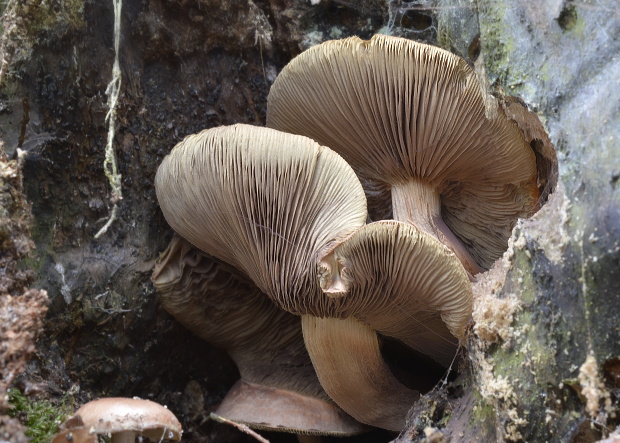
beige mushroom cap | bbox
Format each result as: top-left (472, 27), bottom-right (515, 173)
top-left (267, 34), bottom-right (540, 270)
top-left (55, 397), bottom-right (182, 441)
top-left (152, 235), bottom-right (367, 436)
top-left (154, 124), bottom-right (368, 316)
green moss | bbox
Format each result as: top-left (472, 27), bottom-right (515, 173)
top-left (22, 0), bottom-right (85, 37)
top-left (7, 389), bottom-right (73, 442)
top-left (477, 2), bottom-right (533, 94)
top-left (436, 24), bottom-right (452, 51)
top-left (478, 243), bottom-right (593, 440)
top-left (571, 16), bottom-right (587, 39)
top-left (0, 0), bottom-right (85, 88)
top-left (471, 393), bottom-right (496, 424)
top-left (477, 2), bottom-right (512, 83)
top-left (437, 410), bottom-right (452, 428)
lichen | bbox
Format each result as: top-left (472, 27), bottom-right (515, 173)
top-left (476, 2), bottom-right (513, 85)
top-left (521, 184), bottom-right (571, 264)
top-left (467, 226), bottom-right (540, 441)
top-left (471, 248), bottom-right (520, 346)
top-left (470, 346), bottom-right (528, 442)
top-left (578, 353), bottom-right (612, 421)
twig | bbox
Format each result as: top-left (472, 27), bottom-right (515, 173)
top-left (210, 413), bottom-right (270, 443)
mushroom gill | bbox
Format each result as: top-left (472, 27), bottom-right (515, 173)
top-left (152, 234), bottom-right (366, 437)
top-left (305, 220), bottom-right (472, 430)
top-left (154, 124), bottom-right (367, 315)
top-left (267, 34), bottom-right (540, 274)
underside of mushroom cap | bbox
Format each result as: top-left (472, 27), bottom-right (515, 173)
top-left (52, 427), bottom-right (96, 443)
top-left (317, 220), bottom-right (472, 366)
top-left (213, 380), bottom-right (367, 436)
top-left (152, 235), bottom-right (328, 401)
top-left (153, 235), bottom-right (367, 436)
top-left (267, 34), bottom-right (539, 269)
top-left (155, 124), bottom-right (368, 315)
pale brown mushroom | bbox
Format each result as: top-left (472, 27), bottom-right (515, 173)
top-left (267, 34), bottom-right (540, 274)
top-left (52, 397), bottom-right (182, 443)
top-left (152, 235), bottom-right (366, 439)
top-left (154, 124), bottom-right (368, 315)
top-left (306, 220), bottom-right (472, 430)
top-left (154, 124), bottom-right (470, 431)
top-left (316, 220), bottom-right (472, 365)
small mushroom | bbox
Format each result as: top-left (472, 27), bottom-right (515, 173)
top-left (152, 235), bottom-right (366, 438)
top-left (52, 397), bottom-right (182, 443)
top-left (267, 34), bottom-right (540, 274)
top-left (154, 125), bottom-right (471, 431)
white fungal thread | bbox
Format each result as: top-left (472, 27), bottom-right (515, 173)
top-left (95, 0), bottom-right (123, 239)
top-left (54, 263), bottom-right (72, 304)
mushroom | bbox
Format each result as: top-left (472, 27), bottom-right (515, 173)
top-left (307, 220), bottom-right (472, 430)
top-left (266, 34), bottom-right (540, 274)
top-left (316, 220), bottom-right (472, 364)
top-left (154, 124), bottom-right (368, 315)
top-left (154, 124), bottom-right (472, 431)
top-left (152, 234), bottom-right (366, 439)
top-left (52, 397), bottom-right (182, 443)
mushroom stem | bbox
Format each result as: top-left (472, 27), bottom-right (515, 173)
top-left (391, 179), bottom-right (484, 276)
top-left (301, 315), bottom-right (419, 431)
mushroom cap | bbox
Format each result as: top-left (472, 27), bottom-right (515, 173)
top-left (318, 220), bottom-right (472, 366)
top-left (52, 427), bottom-right (96, 443)
top-left (57, 397), bottom-right (182, 441)
top-left (213, 380), bottom-right (366, 436)
top-left (152, 235), bottom-right (367, 435)
top-left (152, 234), bottom-right (327, 400)
top-left (267, 34), bottom-right (539, 269)
top-left (154, 124), bottom-right (368, 316)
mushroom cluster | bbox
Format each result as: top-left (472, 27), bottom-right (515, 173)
top-left (153, 34), bottom-right (544, 436)
top-left (267, 34), bottom-right (541, 275)
top-left (154, 123), bottom-right (471, 432)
